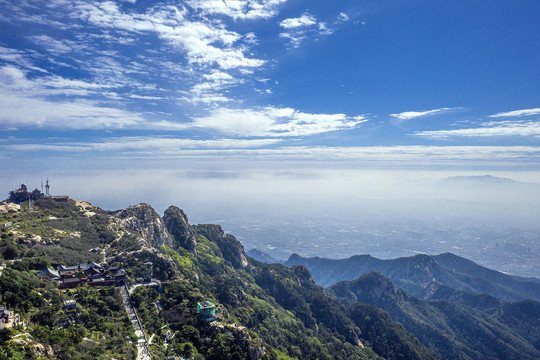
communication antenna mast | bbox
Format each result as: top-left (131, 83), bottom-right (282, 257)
top-left (41, 177), bottom-right (44, 193)
top-left (45, 179), bottom-right (50, 197)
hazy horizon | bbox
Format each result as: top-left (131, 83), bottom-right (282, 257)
top-left (3, 167), bottom-right (540, 278)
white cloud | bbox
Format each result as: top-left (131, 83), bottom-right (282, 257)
top-left (248, 145), bottom-right (540, 163)
top-left (414, 120), bottom-right (540, 138)
top-left (0, 92), bottom-right (144, 129)
top-left (279, 32), bottom-right (306, 48)
top-left (74, 2), bottom-right (265, 70)
top-left (243, 32), bottom-right (258, 44)
top-left (280, 14), bottom-right (317, 29)
top-left (0, 46), bottom-right (48, 73)
top-left (203, 71), bottom-right (234, 82)
top-left (190, 107), bottom-right (367, 137)
top-left (489, 108), bottom-right (540, 118)
top-left (0, 65), bottom-right (144, 129)
top-left (187, 0), bottom-right (287, 20)
top-left (27, 35), bottom-right (77, 55)
top-left (0, 1), bottom-right (276, 108)
top-left (0, 64), bottom-right (120, 97)
top-left (318, 22), bottom-right (334, 36)
top-left (337, 12), bottom-right (349, 22)
top-left (128, 94), bottom-right (166, 100)
top-left (279, 13), bottom-right (344, 48)
top-left (390, 107), bottom-right (460, 120)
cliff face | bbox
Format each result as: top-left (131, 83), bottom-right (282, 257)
top-left (163, 206), bottom-right (197, 254)
top-left (112, 203), bottom-right (173, 247)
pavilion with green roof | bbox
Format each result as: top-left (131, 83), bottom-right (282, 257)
top-left (197, 300), bottom-right (216, 321)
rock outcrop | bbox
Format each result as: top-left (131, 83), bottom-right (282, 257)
top-left (112, 203), bottom-right (173, 247)
top-left (0, 202), bottom-right (21, 213)
top-left (163, 206), bottom-right (197, 254)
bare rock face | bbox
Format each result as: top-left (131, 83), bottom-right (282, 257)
top-left (31, 343), bottom-right (54, 358)
top-left (112, 203), bottom-right (173, 247)
top-left (163, 206), bottom-right (197, 254)
top-left (223, 233), bottom-right (249, 269)
top-left (0, 202), bottom-right (21, 213)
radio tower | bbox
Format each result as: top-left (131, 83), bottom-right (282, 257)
top-left (45, 179), bottom-right (50, 197)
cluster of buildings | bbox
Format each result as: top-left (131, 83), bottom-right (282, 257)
top-left (8, 182), bottom-right (69, 204)
top-left (37, 262), bottom-right (127, 289)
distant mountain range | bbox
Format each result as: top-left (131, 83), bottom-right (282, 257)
top-left (440, 174), bottom-right (517, 184)
top-left (283, 252), bottom-right (540, 303)
top-left (279, 248), bottom-right (540, 359)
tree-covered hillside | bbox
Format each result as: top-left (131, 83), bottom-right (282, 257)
top-left (327, 272), bottom-right (540, 360)
top-left (0, 198), bottom-right (435, 360)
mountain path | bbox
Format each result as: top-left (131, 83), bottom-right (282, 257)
top-left (119, 285), bottom-right (151, 360)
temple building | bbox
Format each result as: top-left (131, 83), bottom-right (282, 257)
top-left (197, 300), bottom-right (216, 321)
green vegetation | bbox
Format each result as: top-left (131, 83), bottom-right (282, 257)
top-left (1, 198), bottom-right (116, 265)
top-left (328, 271), bottom-right (540, 360)
top-left (0, 266), bottom-right (136, 359)
top-left (2, 197), bottom-right (539, 360)
top-left (126, 218), bottom-right (431, 360)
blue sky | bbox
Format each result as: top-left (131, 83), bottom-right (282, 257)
top-left (1, 0), bottom-right (540, 199)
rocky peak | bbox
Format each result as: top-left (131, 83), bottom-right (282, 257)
top-left (287, 253), bottom-right (303, 263)
top-left (163, 206), bottom-right (197, 254)
top-left (112, 203), bottom-right (172, 247)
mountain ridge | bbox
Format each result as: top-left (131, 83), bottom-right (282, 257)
top-left (0, 198), bottom-right (433, 359)
top-left (327, 271), bottom-right (540, 360)
top-left (284, 252), bottom-right (540, 303)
